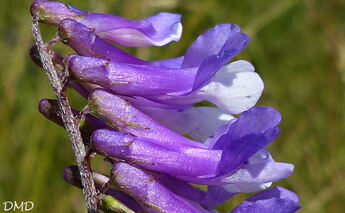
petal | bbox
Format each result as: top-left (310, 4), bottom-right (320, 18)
top-left (91, 129), bottom-right (222, 178)
top-left (182, 24), bottom-right (243, 68)
top-left (196, 62), bottom-right (264, 114)
top-left (137, 106), bottom-right (234, 141)
top-left (181, 24), bottom-right (250, 91)
top-left (230, 187), bottom-right (301, 213)
top-left (123, 95), bottom-right (191, 110)
top-left (81, 12), bottom-right (183, 47)
top-left (201, 186), bottom-right (236, 209)
top-left (158, 174), bottom-right (207, 203)
top-left (150, 56), bottom-right (184, 69)
top-left (217, 149), bottom-right (293, 193)
top-left (67, 55), bottom-right (197, 96)
top-left (209, 106), bottom-right (282, 149)
top-left (220, 162), bottom-right (293, 192)
top-left (113, 162), bottom-right (209, 213)
top-left (211, 107), bottom-right (281, 178)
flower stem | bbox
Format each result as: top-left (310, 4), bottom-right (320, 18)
top-left (31, 16), bottom-right (99, 213)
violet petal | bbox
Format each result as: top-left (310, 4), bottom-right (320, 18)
top-left (230, 187), bottom-right (301, 213)
top-left (91, 129), bottom-right (221, 178)
top-left (112, 162), bottom-right (208, 213)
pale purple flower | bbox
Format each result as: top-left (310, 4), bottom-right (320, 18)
top-left (31, 0), bottom-right (182, 47)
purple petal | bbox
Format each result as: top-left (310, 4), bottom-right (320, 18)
top-left (201, 186), bottom-right (236, 209)
top-left (150, 56), bottom-right (184, 68)
top-left (67, 55), bottom-right (197, 96)
top-left (210, 106), bottom-right (281, 178)
top-left (112, 162), bottom-right (208, 213)
top-left (122, 95), bottom-right (191, 110)
top-left (157, 174), bottom-right (207, 203)
top-left (88, 89), bottom-right (204, 148)
top-left (157, 175), bottom-right (235, 210)
top-left (230, 187), bottom-right (301, 213)
top-left (91, 129), bottom-right (221, 178)
top-left (81, 12), bottom-right (183, 47)
top-left (181, 24), bottom-right (250, 91)
top-left (58, 19), bottom-right (149, 64)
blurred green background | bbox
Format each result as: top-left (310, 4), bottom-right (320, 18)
top-left (1, 0), bottom-right (344, 212)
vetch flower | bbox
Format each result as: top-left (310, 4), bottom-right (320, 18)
top-left (62, 21), bottom-right (262, 114)
top-left (30, 0), bottom-right (182, 47)
top-left (89, 95), bottom-right (293, 187)
top-left (58, 19), bottom-right (150, 65)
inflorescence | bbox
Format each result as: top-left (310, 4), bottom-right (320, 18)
top-left (30, 0), bottom-right (300, 212)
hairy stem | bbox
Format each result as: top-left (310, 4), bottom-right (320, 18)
top-left (31, 17), bottom-right (99, 213)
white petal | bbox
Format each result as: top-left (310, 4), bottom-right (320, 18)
top-left (197, 67), bottom-right (264, 114)
top-left (222, 182), bottom-right (272, 193)
top-left (217, 60), bottom-right (255, 74)
top-left (138, 106), bottom-right (234, 141)
top-left (220, 150), bottom-right (293, 193)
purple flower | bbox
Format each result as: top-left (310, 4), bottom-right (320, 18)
top-left (30, 0), bottom-right (182, 47)
top-left (89, 92), bottom-right (293, 187)
top-left (58, 19), bottom-right (150, 65)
